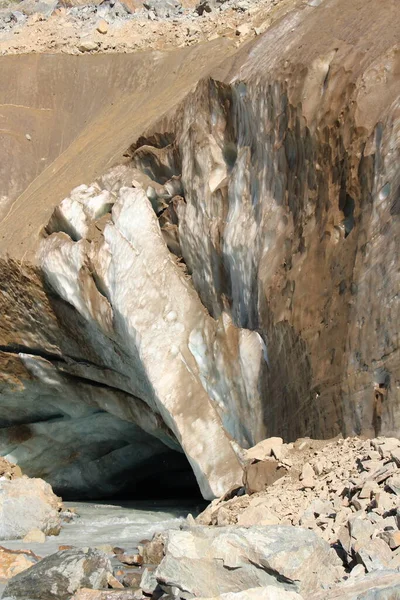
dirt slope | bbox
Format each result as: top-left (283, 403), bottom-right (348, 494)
top-left (0, 39), bottom-right (236, 260)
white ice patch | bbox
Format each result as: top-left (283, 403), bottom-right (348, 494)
top-left (19, 353), bottom-right (63, 387)
top-left (56, 185), bottom-right (114, 240)
top-left (58, 197), bottom-right (88, 240)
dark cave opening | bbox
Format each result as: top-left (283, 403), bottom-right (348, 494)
top-left (112, 452), bottom-right (204, 502)
top-left (61, 450), bottom-right (204, 504)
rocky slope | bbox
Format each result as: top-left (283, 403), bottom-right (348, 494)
top-left (197, 436), bottom-right (400, 550)
top-left (0, 0), bottom-right (291, 55)
top-left (0, 437), bottom-right (399, 599)
top-left (0, 0), bottom-right (399, 499)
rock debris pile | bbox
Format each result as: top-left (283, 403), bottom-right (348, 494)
top-left (198, 437), bottom-right (400, 567)
top-left (0, 443), bottom-right (399, 597)
top-left (117, 436), bottom-right (400, 599)
top-left (0, 0), bottom-right (284, 54)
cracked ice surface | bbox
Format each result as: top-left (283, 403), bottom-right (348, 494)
top-left (41, 186), bottom-right (269, 499)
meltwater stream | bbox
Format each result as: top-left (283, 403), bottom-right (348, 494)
top-left (1, 499), bottom-right (206, 593)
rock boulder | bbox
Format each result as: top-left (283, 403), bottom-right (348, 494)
top-left (155, 525), bottom-right (343, 598)
top-left (196, 587), bottom-right (304, 600)
top-left (0, 477), bottom-right (62, 540)
top-left (3, 548), bottom-right (112, 600)
top-left (309, 570), bottom-right (400, 599)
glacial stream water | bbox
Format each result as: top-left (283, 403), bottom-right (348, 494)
top-left (0, 499), bottom-right (206, 594)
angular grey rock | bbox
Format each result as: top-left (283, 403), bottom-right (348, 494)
top-left (348, 516), bottom-right (375, 554)
top-left (349, 564), bottom-right (366, 579)
top-left (391, 449), bottom-right (400, 468)
top-left (71, 591), bottom-right (140, 600)
top-left (196, 587), bottom-right (304, 600)
top-left (143, 0), bottom-right (182, 18)
top-left (387, 476), bottom-right (400, 496)
top-left (3, 548), bottom-right (112, 600)
top-left (10, 11), bottom-right (26, 24)
top-left (139, 568), bottom-right (159, 596)
top-left (358, 480), bottom-right (379, 499)
top-left (309, 570), bottom-right (400, 599)
top-left (0, 477), bottom-right (61, 540)
top-left (194, 0), bottom-right (228, 15)
top-left (17, 0), bottom-right (57, 17)
top-left (155, 525), bottom-right (342, 598)
top-left (356, 538), bottom-right (393, 572)
top-left (372, 438), bottom-right (400, 458)
top-left (369, 462), bottom-right (397, 484)
top-left (301, 499), bottom-right (334, 524)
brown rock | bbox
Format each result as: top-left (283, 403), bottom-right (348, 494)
top-left (78, 40), bottom-right (98, 52)
top-left (116, 553), bottom-right (143, 567)
top-left (121, 572), bottom-right (142, 589)
top-left (244, 460), bottom-right (286, 494)
top-left (370, 490), bottom-right (396, 513)
top-left (379, 529), bottom-right (400, 550)
top-left (0, 547), bottom-right (37, 580)
top-left (237, 501), bottom-right (280, 527)
top-left (338, 525), bottom-right (352, 561)
top-left (141, 534), bottom-right (165, 565)
top-left (216, 506), bottom-right (234, 526)
top-left (358, 480), bottom-right (378, 499)
top-left (96, 20), bottom-right (108, 35)
top-left (366, 450), bottom-right (381, 460)
top-left (360, 460), bottom-right (382, 472)
top-left (22, 529), bottom-right (46, 543)
top-left (313, 460), bottom-right (325, 476)
top-left (245, 438), bottom-right (283, 462)
top-left (0, 458), bottom-right (23, 480)
top-left (300, 463), bottom-right (315, 489)
top-left (236, 24), bottom-right (251, 36)
top-left (107, 573), bottom-right (124, 589)
top-left (350, 496), bottom-right (369, 511)
top-left (272, 445), bottom-right (284, 461)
